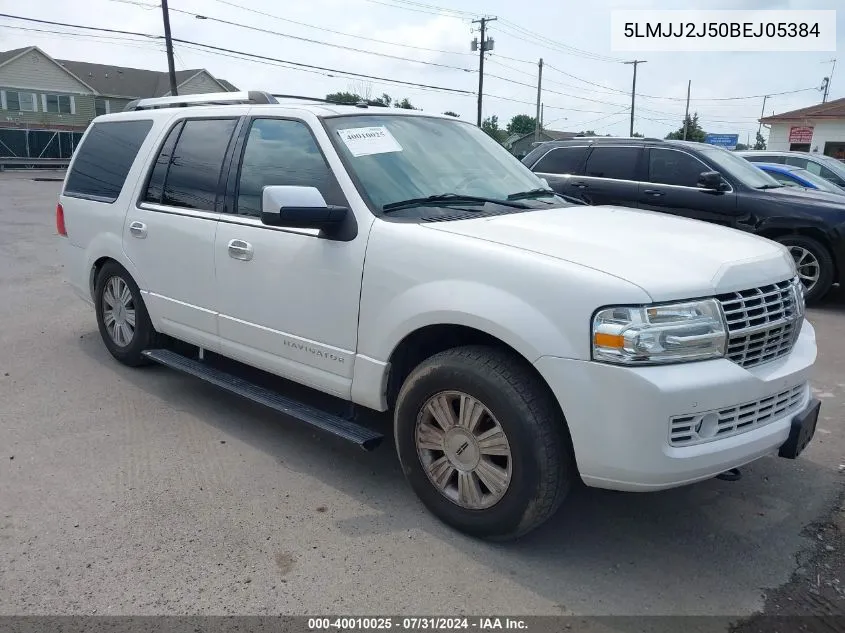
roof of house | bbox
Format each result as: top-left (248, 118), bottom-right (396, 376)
top-left (0, 47), bottom-right (31, 66)
top-left (760, 97), bottom-right (845, 123)
top-left (55, 60), bottom-right (234, 98)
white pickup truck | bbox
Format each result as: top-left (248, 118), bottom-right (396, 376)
top-left (58, 91), bottom-right (819, 540)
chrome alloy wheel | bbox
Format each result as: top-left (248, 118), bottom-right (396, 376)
top-left (102, 276), bottom-right (136, 347)
top-left (415, 391), bottom-right (512, 510)
top-left (789, 246), bottom-right (820, 293)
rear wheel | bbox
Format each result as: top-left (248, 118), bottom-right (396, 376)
top-left (776, 235), bottom-right (834, 303)
top-left (94, 261), bottom-right (158, 366)
top-left (394, 345), bottom-right (572, 540)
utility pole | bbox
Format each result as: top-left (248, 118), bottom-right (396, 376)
top-left (682, 79), bottom-right (691, 140)
top-left (161, 0), bottom-right (178, 96)
top-left (534, 58), bottom-right (543, 142)
top-left (471, 16), bottom-right (496, 127)
top-left (624, 60), bottom-right (646, 137)
top-left (822, 58), bottom-right (836, 103)
top-left (757, 95), bottom-right (768, 135)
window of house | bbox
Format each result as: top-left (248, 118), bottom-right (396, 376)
top-left (157, 118), bottom-right (239, 211)
top-left (95, 98), bottom-right (110, 117)
top-left (45, 94), bottom-right (73, 114)
top-left (235, 118), bottom-right (345, 216)
top-left (4, 91), bottom-right (38, 112)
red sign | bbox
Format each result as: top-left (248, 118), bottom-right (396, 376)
top-left (788, 126), bottom-right (814, 144)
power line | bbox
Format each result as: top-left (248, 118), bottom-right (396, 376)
top-left (165, 6), bottom-right (475, 72)
top-left (495, 19), bottom-right (625, 63)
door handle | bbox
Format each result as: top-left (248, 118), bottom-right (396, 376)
top-left (643, 189), bottom-right (664, 197)
top-left (128, 221), bottom-right (147, 238)
top-left (227, 239), bottom-right (254, 261)
top-left (571, 182), bottom-right (588, 189)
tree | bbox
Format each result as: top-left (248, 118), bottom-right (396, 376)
top-left (325, 91), bottom-right (361, 105)
top-left (754, 131), bottom-right (767, 150)
top-left (394, 97), bottom-right (418, 110)
top-left (665, 113), bottom-right (706, 142)
top-left (735, 143), bottom-right (749, 151)
top-left (632, 132), bottom-right (644, 138)
top-left (506, 114), bottom-right (537, 136)
top-left (481, 115), bottom-right (506, 143)
top-left (443, 111), bottom-right (459, 117)
top-left (577, 130), bottom-right (599, 137)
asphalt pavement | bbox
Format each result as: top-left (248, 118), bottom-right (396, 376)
top-left (1, 171), bottom-right (844, 621)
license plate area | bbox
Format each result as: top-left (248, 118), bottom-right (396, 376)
top-left (778, 398), bottom-right (821, 459)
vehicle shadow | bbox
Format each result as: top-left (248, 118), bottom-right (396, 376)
top-left (75, 333), bottom-right (843, 617)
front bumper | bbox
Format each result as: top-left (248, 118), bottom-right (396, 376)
top-left (534, 319), bottom-right (817, 491)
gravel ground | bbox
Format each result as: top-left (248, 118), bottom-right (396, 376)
top-left (1, 171), bottom-right (845, 625)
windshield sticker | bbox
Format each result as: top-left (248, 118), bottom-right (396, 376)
top-left (337, 126), bottom-right (403, 157)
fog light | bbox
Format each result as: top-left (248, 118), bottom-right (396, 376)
top-left (695, 412), bottom-right (720, 439)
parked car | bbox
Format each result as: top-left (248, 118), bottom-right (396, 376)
top-left (737, 150), bottom-right (845, 189)
top-left (752, 162), bottom-right (845, 195)
top-left (58, 93), bottom-right (819, 540)
top-left (522, 137), bottom-right (845, 302)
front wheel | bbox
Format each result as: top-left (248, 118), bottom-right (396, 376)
top-left (394, 345), bottom-right (572, 540)
top-left (777, 235), bottom-right (834, 304)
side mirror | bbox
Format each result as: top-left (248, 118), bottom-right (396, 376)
top-left (698, 171), bottom-right (728, 191)
top-left (261, 185), bottom-right (348, 235)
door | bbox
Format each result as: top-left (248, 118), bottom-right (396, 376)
top-left (213, 117), bottom-right (368, 398)
top-left (637, 147), bottom-right (737, 225)
top-left (123, 116), bottom-right (241, 350)
top-left (529, 145), bottom-right (589, 199)
top-left (573, 145), bottom-right (643, 207)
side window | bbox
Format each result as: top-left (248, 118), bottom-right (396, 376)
top-left (532, 147), bottom-right (587, 175)
top-left (64, 120), bottom-right (153, 202)
top-left (785, 156), bottom-right (810, 170)
top-left (820, 167), bottom-right (845, 186)
top-left (143, 122), bottom-right (183, 204)
top-left (235, 118), bottom-right (345, 217)
top-left (583, 146), bottom-right (641, 181)
top-left (648, 148), bottom-right (708, 187)
top-left (161, 118), bottom-right (238, 211)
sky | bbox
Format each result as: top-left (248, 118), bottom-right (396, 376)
top-left (0, 0), bottom-right (842, 143)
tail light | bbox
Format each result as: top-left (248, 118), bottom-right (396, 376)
top-left (56, 202), bottom-right (67, 237)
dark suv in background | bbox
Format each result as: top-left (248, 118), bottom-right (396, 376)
top-left (522, 137), bottom-right (845, 302)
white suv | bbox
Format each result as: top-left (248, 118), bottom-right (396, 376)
top-left (57, 91), bottom-right (820, 540)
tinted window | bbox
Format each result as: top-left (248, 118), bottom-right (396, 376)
top-left (533, 146), bottom-right (588, 175)
top-left (747, 154), bottom-right (784, 164)
top-left (820, 167), bottom-right (845, 186)
top-left (785, 156), bottom-right (809, 170)
top-left (236, 119), bottom-right (345, 216)
top-left (64, 120), bottom-right (153, 202)
top-left (648, 148), bottom-right (708, 187)
top-left (162, 118), bottom-right (238, 211)
top-left (143, 122), bottom-right (183, 204)
top-left (584, 146), bottom-right (641, 180)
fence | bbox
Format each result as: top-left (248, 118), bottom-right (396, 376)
top-left (0, 128), bottom-right (84, 161)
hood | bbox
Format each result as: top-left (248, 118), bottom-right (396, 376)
top-left (424, 206), bottom-right (796, 302)
top-left (762, 185), bottom-right (845, 206)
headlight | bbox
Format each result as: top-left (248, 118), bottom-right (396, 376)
top-left (592, 299), bottom-right (727, 365)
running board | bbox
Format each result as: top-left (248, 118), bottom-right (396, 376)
top-left (142, 349), bottom-right (383, 451)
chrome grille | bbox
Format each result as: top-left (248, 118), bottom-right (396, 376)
top-left (716, 278), bottom-right (801, 368)
top-left (670, 384), bottom-right (806, 447)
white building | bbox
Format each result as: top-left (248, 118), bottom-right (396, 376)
top-left (761, 97), bottom-right (845, 160)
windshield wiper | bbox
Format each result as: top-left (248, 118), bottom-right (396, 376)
top-left (506, 188), bottom-right (557, 201)
top-left (382, 193), bottom-right (528, 213)
top-left (757, 184), bottom-right (784, 190)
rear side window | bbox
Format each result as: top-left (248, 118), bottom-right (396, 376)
top-left (157, 118), bottom-right (238, 211)
top-left (532, 147), bottom-right (587, 175)
top-left (584, 146), bottom-right (641, 181)
top-left (64, 120), bottom-right (153, 202)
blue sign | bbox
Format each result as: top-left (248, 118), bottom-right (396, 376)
top-left (705, 133), bottom-right (740, 150)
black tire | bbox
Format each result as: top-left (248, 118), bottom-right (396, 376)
top-left (776, 235), bottom-right (834, 304)
top-left (94, 261), bottom-right (158, 367)
top-left (394, 345), bottom-right (572, 541)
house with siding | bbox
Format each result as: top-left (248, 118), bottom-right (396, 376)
top-left (0, 45), bottom-right (237, 160)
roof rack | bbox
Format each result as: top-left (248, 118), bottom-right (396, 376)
top-left (124, 91), bottom-right (278, 111)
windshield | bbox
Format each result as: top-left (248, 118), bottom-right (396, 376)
top-left (697, 146), bottom-right (782, 189)
top-left (816, 154), bottom-right (845, 179)
top-left (323, 114), bottom-right (551, 213)
top-left (793, 168), bottom-right (845, 194)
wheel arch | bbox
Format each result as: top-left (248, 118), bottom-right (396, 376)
top-left (758, 225), bottom-right (839, 282)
